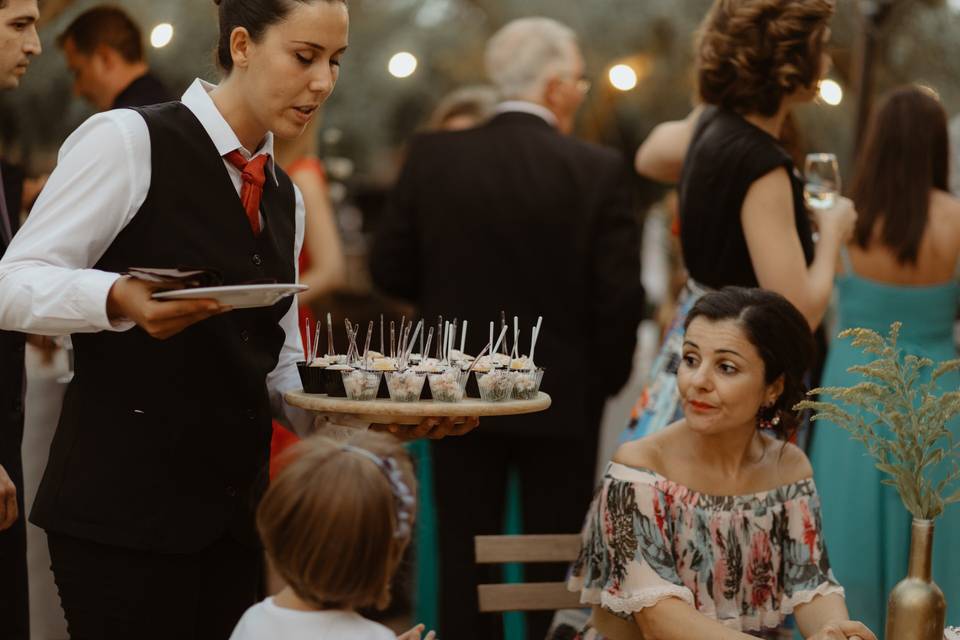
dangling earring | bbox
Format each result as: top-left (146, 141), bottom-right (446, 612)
top-left (757, 404), bottom-right (781, 430)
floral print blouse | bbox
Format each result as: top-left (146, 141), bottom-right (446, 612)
top-left (567, 462), bottom-right (844, 634)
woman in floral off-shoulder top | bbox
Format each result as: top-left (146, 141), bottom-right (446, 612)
top-left (568, 288), bottom-right (876, 640)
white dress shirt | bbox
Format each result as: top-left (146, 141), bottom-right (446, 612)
top-left (0, 78), bottom-right (312, 435)
top-left (493, 100), bottom-right (559, 127)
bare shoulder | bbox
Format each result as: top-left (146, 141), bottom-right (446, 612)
top-left (612, 423), bottom-right (681, 474)
top-left (767, 438), bottom-right (813, 485)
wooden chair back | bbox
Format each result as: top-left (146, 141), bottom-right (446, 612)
top-left (474, 534), bottom-right (583, 612)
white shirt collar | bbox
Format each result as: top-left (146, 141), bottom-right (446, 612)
top-left (494, 100), bottom-right (558, 127)
top-left (181, 78), bottom-right (279, 185)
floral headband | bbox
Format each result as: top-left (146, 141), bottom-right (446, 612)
top-left (341, 445), bottom-right (415, 539)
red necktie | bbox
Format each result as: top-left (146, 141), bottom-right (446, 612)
top-left (224, 150), bottom-right (269, 236)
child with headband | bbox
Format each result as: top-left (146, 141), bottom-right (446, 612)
top-left (229, 432), bottom-right (434, 640)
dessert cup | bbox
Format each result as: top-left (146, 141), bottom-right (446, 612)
top-left (296, 361), bottom-right (326, 394)
top-left (385, 370), bottom-right (427, 402)
top-left (476, 369), bottom-right (516, 402)
top-left (427, 368), bottom-right (470, 403)
top-left (511, 368), bottom-right (544, 401)
top-left (342, 369), bottom-right (382, 401)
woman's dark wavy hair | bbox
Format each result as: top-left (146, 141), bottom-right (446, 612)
top-left (850, 85), bottom-right (950, 265)
top-left (212, 0), bottom-right (345, 72)
top-left (684, 287), bottom-right (814, 441)
top-left (696, 0), bottom-right (835, 117)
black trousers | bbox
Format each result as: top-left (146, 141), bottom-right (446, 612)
top-left (433, 432), bottom-right (599, 640)
top-left (47, 532), bottom-right (260, 640)
top-left (0, 426), bottom-right (28, 640)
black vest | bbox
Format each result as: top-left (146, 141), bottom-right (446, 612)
top-left (30, 102), bottom-right (296, 553)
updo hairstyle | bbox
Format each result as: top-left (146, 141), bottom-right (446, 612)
top-left (695, 0), bottom-right (835, 116)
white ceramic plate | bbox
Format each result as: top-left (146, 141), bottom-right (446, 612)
top-left (152, 284), bottom-right (307, 309)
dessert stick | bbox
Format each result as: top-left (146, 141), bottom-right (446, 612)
top-left (304, 327), bottom-right (311, 363)
top-left (419, 321), bottom-right (424, 355)
top-left (362, 320), bottom-right (374, 366)
top-left (435, 316), bottom-right (443, 359)
top-left (492, 324), bottom-right (509, 357)
top-left (390, 321), bottom-right (396, 359)
top-left (489, 321), bottom-right (494, 357)
top-left (423, 327), bottom-right (435, 363)
top-left (460, 320), bottom-right (468, 354)
top-left (380, 314), bottom-right (385, 356)
top-left (530, 319), bottom-right (542, 367)
top-left (512, 316), bottom-right (519, 360)
top-left (402, 320), bottom-right (423, 367)
top-left (499, 310), bottom-right (508, 354)
top-left (465, 342), bottom-right (491, 376)
top-left (326, 312), bottom-right (334, 356)
top-left (311, 320), bottom-right (322, 362)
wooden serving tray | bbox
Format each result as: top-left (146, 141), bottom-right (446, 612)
top-left (284, 391), bottom-right (552, 425)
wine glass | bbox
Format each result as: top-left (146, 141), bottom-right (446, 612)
top-left (804, 153), bottom-right (841, 211)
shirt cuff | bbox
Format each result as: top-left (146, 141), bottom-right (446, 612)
top-left (81, 270), bottom-right (135, 332)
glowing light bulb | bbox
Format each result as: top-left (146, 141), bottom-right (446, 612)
top-left (818, 79), bottom-right (843, 106)
top-left (388, 52), bottom-right (418, 78)
top-left (150, 23), bottom-right (174, 49)
top-left (608, 64), bottom-right (638, 91)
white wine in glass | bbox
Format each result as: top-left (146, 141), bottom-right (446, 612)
top-left (804, 153), bottom-right (841, 210)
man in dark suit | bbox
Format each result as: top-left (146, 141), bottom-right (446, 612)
top-left (371, 17), bottom-right (643, 640)
top-left (0, 2), bottom-right (41, 639)
top-left (58, 5), bottom-right (173, 111)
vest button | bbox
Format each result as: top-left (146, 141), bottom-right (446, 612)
top-left (240, 330), bottom-right (250, 343)
top-left (251, 254), bottom-right (263, 266)
top-left (246, 409), bottom-right (256, 420)
top-left (226, 486), bottom-right (238, 498)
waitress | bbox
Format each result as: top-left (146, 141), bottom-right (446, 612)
top-left (0, 1), bottom-right (473, 637)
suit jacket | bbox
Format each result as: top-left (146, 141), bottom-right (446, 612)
top-left (0, 160), bottom-right (28, 640)
top-left (371, 111), bottom-right (643, 440)
top-left (112, 72), bottom-right (174, 109)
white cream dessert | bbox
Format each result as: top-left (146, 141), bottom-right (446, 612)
top-left (308, 356), bottom-right (330, 368)
top-left (428, 369), bottom-right (467, 402)
top-left (370, 358), bottom-right (398, 372)
top-left (413, 362), bottom-right (444, 374)
top-left (386, 370), bottom-right (426, 402)
top-left (342, 369), bottom-right (380, 400)
top-left (510, 356), bottom-right (533, 371)
top-left (492, 353), bottom-right (512, 368)
top-left (477, 369), bottom-right (515, 402)
top-left (512, 369), bottom-right (543, 400)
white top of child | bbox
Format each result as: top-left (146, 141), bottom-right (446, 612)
top-left (229, 598), bottom-right (396, 640)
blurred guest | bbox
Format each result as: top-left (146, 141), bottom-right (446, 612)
top-left (810, 85), bottom-right (960, 633)
top-left (621, 0), bottom-right (856, 442)
top-left (570, 287), bottom-right (876, 640)
top-left (0, 2), bottom-right (41, 640)
top-left (371, 17), bottom-right (643, 639)
top-left (58, 5), bottom-right (173, 111)
top-left (274, 117), bottom-right (345, 317)
top-left (425, 84), bottom-right (498, 131)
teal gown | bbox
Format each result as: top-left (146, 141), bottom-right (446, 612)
top-left (809, 250), bottom-right (960, 633)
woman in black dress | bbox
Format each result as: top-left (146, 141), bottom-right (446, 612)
top-left (621, 0), bottom-right (856, 442)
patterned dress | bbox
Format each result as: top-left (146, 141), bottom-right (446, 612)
top-left (567, 463), bottom-right (844, 638)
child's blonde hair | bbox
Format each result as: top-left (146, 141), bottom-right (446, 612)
top-left (257, 431), bottom-right (416, 610)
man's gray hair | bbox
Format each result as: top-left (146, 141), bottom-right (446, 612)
top-left (484, 17), bottom-right (580, 101)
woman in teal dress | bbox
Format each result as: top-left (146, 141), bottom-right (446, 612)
top-left (809, 85), bottom-right (960, 632)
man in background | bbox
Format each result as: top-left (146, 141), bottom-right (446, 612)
top-left (58, 5), bottom-right (172, 111)
top-left (0, 2), bottom-right (41, 638)
top-left (371, 17), bottom-right (643, 639)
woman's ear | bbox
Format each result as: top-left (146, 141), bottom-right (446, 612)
top-left (229, 26), bottom-right (253, 70)
top-left (765, 374), bottom-right (785, 407)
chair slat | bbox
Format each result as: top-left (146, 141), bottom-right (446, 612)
top-left (474, 534), bottom-right (581, 564)
top-left (477, 582), bottom-right (583, 612)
